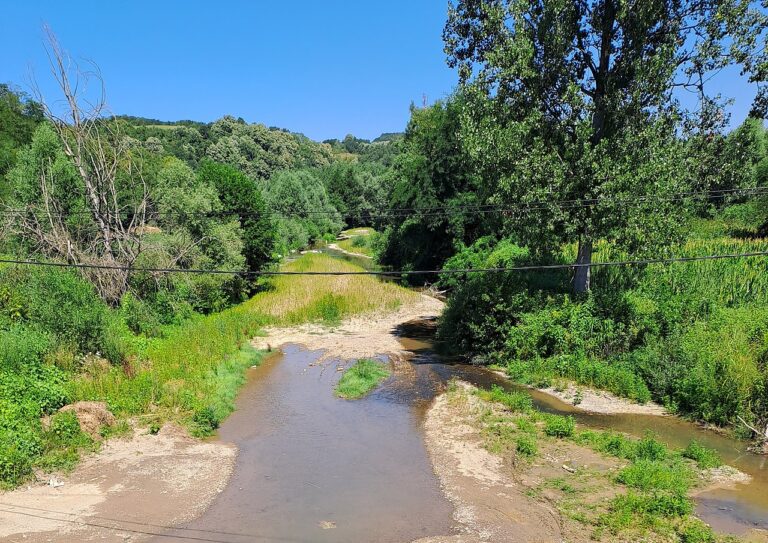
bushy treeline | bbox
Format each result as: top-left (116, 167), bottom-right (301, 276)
top-left (0, 79), bottom-right (402, 485)
top-left (376, 91), bottom-right (768, 439)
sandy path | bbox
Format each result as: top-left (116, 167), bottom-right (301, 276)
top-left (0, 425), bottom-right (235, 542)
top-left (326, 242), bottom-right (373, 259)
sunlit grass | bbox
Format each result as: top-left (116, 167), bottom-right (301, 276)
top-left (245, 253), bottom-right (416, 324)
top-left (72, 253), bottom-right (418, 430)
top-left (335, 358), bottom-right (390, 399)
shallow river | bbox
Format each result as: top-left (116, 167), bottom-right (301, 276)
top-left (152, 246), bottom-right (767, 542)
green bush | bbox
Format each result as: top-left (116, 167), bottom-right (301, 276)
top-left (0, 267), bottom-right (120, 362)
top-left (678, 518), bottom-right (716, 543)
top-left (544, 414), bottom-right (575, 438)
top-left (616, 459), bottom-right (693, 492)
top-left (682, 441), bottom-right (722, 469)
top-left (515, 435), bottom-right (538, 458)
top-left (192, 406), bottom-right (220, 436)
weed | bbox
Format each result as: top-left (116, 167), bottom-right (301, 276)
top-left (477, 385), bottom-right (533, 413)
top-left (682, 441), bottom-right (722, 469)
top-left (335, 359), bottom-right (390, 399)
top-left (544, 414), bottom-right (575, 438)
top-left (515, 435), bottom-right (538, 458)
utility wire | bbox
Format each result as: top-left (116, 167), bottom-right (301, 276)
top-left (0, 251), bottom-right (766, 277)
top-left (0, 186), bottom-right (765, 221)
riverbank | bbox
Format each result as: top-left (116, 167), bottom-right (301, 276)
top-left (0, 252), bottom-right (425, 540)
top-left (421, 381), bottom-right (764, 543)
top-left (0, 425), bottom-right (236, 542)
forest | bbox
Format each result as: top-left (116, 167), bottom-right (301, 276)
top-left (1, 6), bottom-right (768, 539)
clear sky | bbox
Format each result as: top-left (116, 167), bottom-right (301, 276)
top-left (0, 1), bottom-right (759, 141)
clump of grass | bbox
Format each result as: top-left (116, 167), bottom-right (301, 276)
top-left (616, 459), bottom-right (694, 492)
top-left (335, 359), bottom-right (390, 399)
top-left (682, 441), bottom-right (722, 469)
top-left (599, 491), bottom-right (692, 534)
top-left (543, 414), bottom-right (575, 437)
top-left (476, 385), bottom-right (533, 412)
top-left (678, 518), bottom-right (716, 543)
top-left (516, 435), bottom-right (538, 458)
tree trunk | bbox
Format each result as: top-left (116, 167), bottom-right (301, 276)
top-left (574, 237), bottom-right (592, 294)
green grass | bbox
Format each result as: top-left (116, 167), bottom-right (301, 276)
top-left (335, 358), bottom-right (391, 399)
top-left (462, 384), bottom-right (730, 542)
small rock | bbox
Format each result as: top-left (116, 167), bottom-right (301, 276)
top-left (48, 477), bottom-right (64, 488)
top-left (319, 521), bottom-right (336, 530)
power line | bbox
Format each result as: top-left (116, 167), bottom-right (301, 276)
top-left (0, 186), bottom-right (765, 221)
top-left (0, 251), bottom-right (766, 277)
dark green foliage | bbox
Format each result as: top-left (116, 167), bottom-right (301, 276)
top-left (197, 159), bottom-right (276, 273)
top-left (318, 162), bottom-right (390, 227)
top-left (543, 415), bottom-right (575, 438)
top-left (192, 406), bottom-right (221, 436)
top-left (378, 99), bottom-right (486, 281)
top-left (261, 169), bottom-right (343, 251)
top-left (0, 84), bottom-right (43, 189)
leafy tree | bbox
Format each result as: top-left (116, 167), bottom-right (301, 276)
top-left (0, 85), bottom-right (44, 195)
top-left (260, 169), bottom-right (343, 251)
top-left (444, 0), bottom-right (768, 293)
top-left (197, 159), bottom-right (276, 273)
top-left (318, 162), bottom-right (390, 227)
top-left (378, 99), bottom-right (485, 278)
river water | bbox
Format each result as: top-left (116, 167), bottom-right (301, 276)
top-left (153, 246), bottom-right (767, 542)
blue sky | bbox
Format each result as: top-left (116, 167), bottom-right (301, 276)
top-left (0, 1), bottom-right (759, 141)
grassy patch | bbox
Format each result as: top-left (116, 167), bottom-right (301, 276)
top-left (462, 384), bottom-right (731, 542)
top-left (335, 358), bottom-right (390, 399)
top-left (0, 252), bottom-right (418, 489)
top-left (682, 441), bottom-right (722, 469)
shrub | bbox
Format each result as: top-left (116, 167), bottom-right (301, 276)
top-left (682, 441), bottom-right (722, 469)
top-left (0, 267), bottom-right (119, 361)
top-left (632, 434), bottom-right (668, 461)
top-left (616, 459), bottom-right (693, 492)
top-left (544, 414), bottom-right (575, 438)
top-left (192, 406), bottom-right (220, 436)
top-left (515, 435), bottom-right (538, 458)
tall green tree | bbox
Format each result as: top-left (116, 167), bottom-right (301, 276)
top-left (379, 100), bottom-right (485, 277)
top-left (197, 159), bottom-right (276, 274)
top-left (444, 0), bottom-right (767, 293)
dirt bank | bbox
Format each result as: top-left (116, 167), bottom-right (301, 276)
top-left (490, 370), bottom-right (667, 416)
top-left (0, 425), bottom-right (236, 542)
top-left (417, 382), bottom-right (589, 543)
top-left (252, 293), bottom-right (444, 359)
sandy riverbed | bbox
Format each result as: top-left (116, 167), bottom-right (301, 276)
top-left (0, 425), bottom-right (235, 542)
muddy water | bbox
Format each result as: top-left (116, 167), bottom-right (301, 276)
top-left (156, 345), bottom-right (455, 543)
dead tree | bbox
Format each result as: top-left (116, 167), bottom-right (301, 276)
top-left (22, 27), bottom-right (149, 304)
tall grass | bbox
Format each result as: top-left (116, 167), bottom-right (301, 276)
top-left (71, 253), bottom-right (418, 429)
